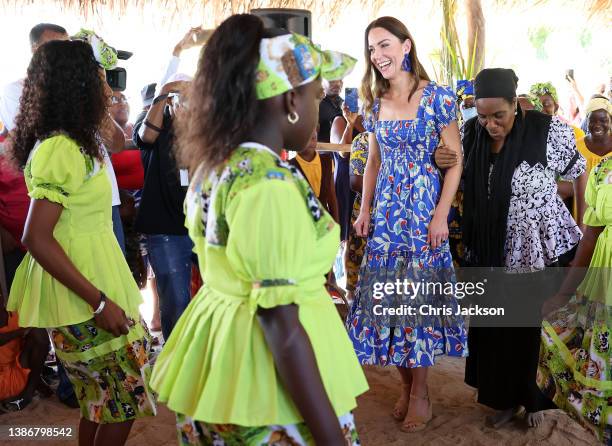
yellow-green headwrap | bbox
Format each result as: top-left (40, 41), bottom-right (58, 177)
top-left (255, 33), bottom-right (356, 100)
top-left (72, 29), bottom-right (118, 70)
top-left (529, 82), bottom-right (558, 104)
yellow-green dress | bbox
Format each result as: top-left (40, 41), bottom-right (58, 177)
top-left (150, 143), bottom-right (368, 445)
top-left (572, 134), bottom-right (612, 219)
top-left (8, 134), bottom-right (156, 423)
top-left (538, 156), bottom-right (612, 444)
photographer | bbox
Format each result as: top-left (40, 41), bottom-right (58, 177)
top-left (133, 72), bottom-right (193, 340)
top-left (131, 27), bottom-right (210, 340)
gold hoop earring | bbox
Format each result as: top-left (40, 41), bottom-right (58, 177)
top-left (288, 111), bottom-right (299, 124)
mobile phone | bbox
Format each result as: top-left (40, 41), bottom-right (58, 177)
top-left (345, 87), bottom-right (359, 113)
top-left (565, 69), bottom-right (574, 82)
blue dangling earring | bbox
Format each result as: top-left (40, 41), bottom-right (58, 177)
top-left (401, 53), bottom-right (412, 72)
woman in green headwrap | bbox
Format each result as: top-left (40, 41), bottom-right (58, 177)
top-left (149, 14), bottom-right (368, 446)
top-left (530, 81), bottom-right (591, 234)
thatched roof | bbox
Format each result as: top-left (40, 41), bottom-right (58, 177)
top-left (1, 0), bottom-right (610, 28)
top-left (0, 0), bottom-right (387, 27)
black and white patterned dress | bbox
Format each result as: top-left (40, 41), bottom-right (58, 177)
top-left (463, 114), bottom-right (586, 414)
top-left (501, 116), bottom-right (585, 272)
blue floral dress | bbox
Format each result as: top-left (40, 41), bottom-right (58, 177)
top-left (346, 82), bottom-right (469, 368)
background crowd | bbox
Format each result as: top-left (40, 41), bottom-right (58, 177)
top-left (0, 11), bottom-right (610, 446)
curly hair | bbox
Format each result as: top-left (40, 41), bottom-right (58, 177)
top-left (8, 39), bottom-right (107, 169)
top-left (175, 14), bottom-right (287, 175)
top-left (361, 17), bottom-right (430, 116)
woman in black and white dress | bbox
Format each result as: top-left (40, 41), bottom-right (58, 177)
top-left (459, 68), bottom-right (586, 428)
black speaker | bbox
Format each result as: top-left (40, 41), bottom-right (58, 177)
top-left (250, 8), bottom-right (312, 38)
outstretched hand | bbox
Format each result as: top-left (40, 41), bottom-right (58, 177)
top-left (173, 27), bottom-right (206, 55)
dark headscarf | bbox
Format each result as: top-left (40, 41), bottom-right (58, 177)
top-left (474, 68), bottom-right (518, 100)
top-left (462, 68), bottom-right (552, 267)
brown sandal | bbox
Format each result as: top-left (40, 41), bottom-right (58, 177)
top-left (392, 383), bottom-right (411, 421)
top-left (400, 393), bottom-right (432, 433)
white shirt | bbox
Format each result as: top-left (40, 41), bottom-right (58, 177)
top-left (103, 150), bottom-right (121, 206)
top-left (0, 79), bottom-right (24, 131)
top-left (159, 56), bottom-right (180, 89)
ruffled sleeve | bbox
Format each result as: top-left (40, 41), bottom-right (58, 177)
top-left (28, 135), bottom-right (86, 208)
top-left (432, 84), bottom-right (457, 134)
top-left (225, 179), bottom-right (316, 312)
top-left (547, 117), bottom-right (586, 181)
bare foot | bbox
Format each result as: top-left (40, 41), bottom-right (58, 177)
top-left (526, 411), bottom-right (544, 427)
top-left (392, 382), bottom-right (412, 421)
top-left (150, 319), bottom-right (161, 332)
top-left (485, 407), bottom-right (521, 428)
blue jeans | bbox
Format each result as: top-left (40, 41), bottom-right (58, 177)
top-left (56, 362), bottom-right (75, 401)
top-left (112, 205), bottom-right (126, 256)
top-left (145, 234), bottom-right (193, 339)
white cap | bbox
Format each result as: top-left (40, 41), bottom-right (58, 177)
top-left (165, 73), bottom-right (193, 84)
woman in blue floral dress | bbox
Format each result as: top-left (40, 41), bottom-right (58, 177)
top-left (347, 17), bottom-right (467, 433)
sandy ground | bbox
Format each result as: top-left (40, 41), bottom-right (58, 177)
top-left (0, 356), bottom-right (597, 446)
top-left (0, 288), bottom-right (598, 445)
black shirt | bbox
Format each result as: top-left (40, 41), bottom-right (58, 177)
top-left (318, 95), bottom-right (343, 142)
top-left (133, 109), bottom-right (187, 235)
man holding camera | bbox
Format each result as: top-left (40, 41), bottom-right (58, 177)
top-left (131, 28), bottom-right (209, 341)
top-left (133, 71), bottom-right (193, 341)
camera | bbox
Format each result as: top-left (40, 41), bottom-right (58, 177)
top-left (106, 49), bottom-right (132, 91)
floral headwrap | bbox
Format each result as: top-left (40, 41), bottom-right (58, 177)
top-left (529, 82), bottom-right (558, 104)
top-left (71, 29), bottom-right (118, 70)
top-left (456, 79), bottom-right (474, 102)
top-left (255, 33), bottom-right (356, 100)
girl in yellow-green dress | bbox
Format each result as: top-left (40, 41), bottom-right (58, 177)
top-left (7, 40), bottom-right (156, 445)
top-left (150, 14), bottom-right (368, 446)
